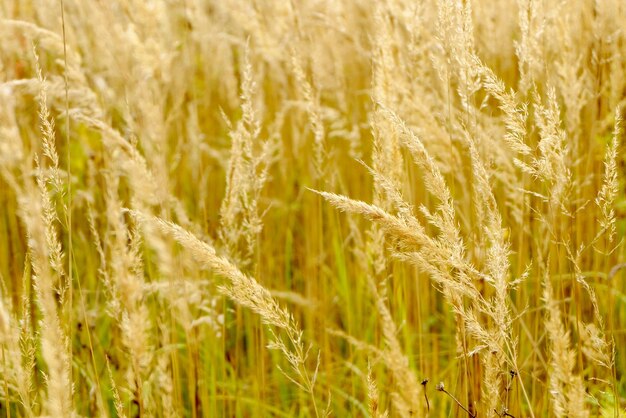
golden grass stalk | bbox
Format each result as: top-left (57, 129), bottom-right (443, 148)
top-left (219, 44), bottom-right (273, 269)
top-left (33, 59), bottom-right (72, 418)
top-left (596, 108), bottom-right (621, 245)
top-left (34, 47), bottom-right (66, 287)
top-left (128, 210), bottom-right (324, 416)
top-left (0, 290), bottom-right (35, 417)
top-left (291, 48), bottom-right (326, 179)
top-left (106, 356), bottom-right (127, 418)
top-left (515, 0), bottom-right (544, 94)
top-left (543, 271), bottom-right (589, 418)
top-left (366, 362), bottom-right (389, 418)
top-left (14, 53), bottom-right (74, 417)
top-left (359, 40), bottom-right (426, 407)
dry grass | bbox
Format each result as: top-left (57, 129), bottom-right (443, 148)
top-left (0, 0), bottom-right (625, 416)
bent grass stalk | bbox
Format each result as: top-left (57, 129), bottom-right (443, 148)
top-left (127, 210), bottom-right (323, 417)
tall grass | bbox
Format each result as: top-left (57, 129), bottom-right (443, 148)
top-left (0, 0), bottom-right (625, 416)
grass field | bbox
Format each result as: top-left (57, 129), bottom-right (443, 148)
top-left (1, 0), bottom-right (625, 416)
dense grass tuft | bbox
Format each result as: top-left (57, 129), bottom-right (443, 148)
top-left (0, 0), bottom-right (625, 416)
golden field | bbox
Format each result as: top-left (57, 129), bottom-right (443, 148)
top-left (0, 0), bottom-right (625, 416)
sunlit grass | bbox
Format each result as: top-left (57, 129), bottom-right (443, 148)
top-left (0, 0), bottom-right (625, 417)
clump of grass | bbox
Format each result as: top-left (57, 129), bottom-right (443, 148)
top-left (0, 0), bottom-right (625, 416)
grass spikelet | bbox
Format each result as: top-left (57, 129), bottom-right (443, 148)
top-left (596, 108), bottom-right (621, 245)
top-left (219, 43), bottom-right (273, 268)
top-left (366, 362), bottom-right (388, 418)
top-left (291, 47), bottom-right (326, 179)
